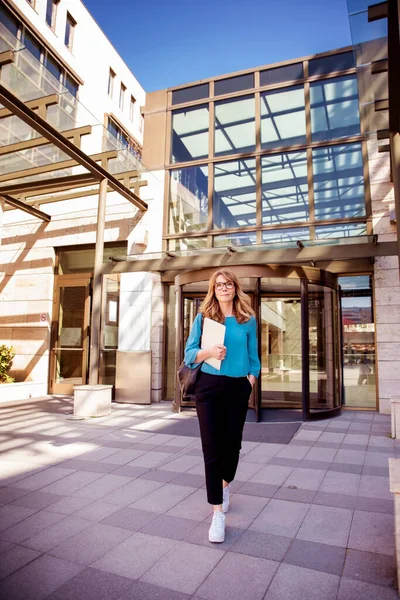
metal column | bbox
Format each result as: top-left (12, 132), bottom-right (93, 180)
top-left (89, 178), bottom-right (108, 385)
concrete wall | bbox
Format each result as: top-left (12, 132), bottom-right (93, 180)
top-left (368, 137), bottom-right (399, 413)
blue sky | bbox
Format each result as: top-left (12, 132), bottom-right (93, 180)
top-left (83, 0), bottom-right (352, 92)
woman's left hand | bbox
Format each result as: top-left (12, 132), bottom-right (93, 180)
top-left (247, 375), bottom-right (256, 388)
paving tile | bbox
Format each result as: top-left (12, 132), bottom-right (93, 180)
top-left (249, 465), bottom-right (293, 486)
top-left (196, 552), bottom-right (278, 600)
top-left (348, 510), bottom-right (395, 556)
top-left (0, 486), bottom-right (30, 504)
top-left (92, 532), bottom-right (176, 579)
top-left (312, 491), bottom-right (356, 509)
top-left (224, 493), bottom-right (269, 529)
top-left (319, 471), bottom-right (361, 496)
top-left (12, 467), bottom-right (76, 491)
top-left (282, 468), bottom-right (326, 491)
top-left (11, 490), bottom-right (62, 510)
top-left (111, 465), bottom-right (149, 478)
top-left (0, 540), bottom-right (13, 555)
top-left (343, 548), bottom-right (396, 588)
top-left (101, 479), bottom-right (164, 507)
top-left (128, 451), bottom-right (177, 469)
top-left (343, 434), bottom-right (370, 445)
top-left (340, 443), bottom-right (368, 452)
top-left (58, 459), bottom-right (116, 474)
top-left (293, 430), bottom-right (322, 442)
top-left (0, 554), bottom-right (83, 600)
top-left (337, 577), bottom-right (398, 600)
top-left (303, 447), bottom-right (337, 462)
top-left (296, 504), bottom-right (353, 547)
top-left (101, 506), bottom-right (158, 531)
top-left (266, 458), bottom-right (301, 468)
top-left (362, 465), bottom-right (389, 477)
top-left (45, 496), bottom-right (93, 515)
top-left (328, 463), bottom-right (363, 475)
top-left (231, 530), bottom-right (291, 561)
top-left (23, 515), bottom-right (92, 552)
top-left (170, 473), bottom-right (205, 487)
top-left (78, 447), bottom-right (121, 462)
top-left (355, 496), bottom-right (394, 514)
top-left (358, 475), bottom-right (392, 500)
top-left (131, 483), bottom-right (196, 514)
top-left (318, 432), bottom-right (346, 443)
top-left (74, 474), bottom-right (133, 500)
top-left (273, 487), bottom-right (316, 504)
top-left (275, 445), bottom-right (310, 460)
top-left (49, 523), bottom-right (132, 565)
top-left (139, 469), bottom-right (179, 484)
top-left (40, 471), bottom-right (103, 495)
top-left (0, 544), bottom-right (41, 579)
top-left (118, 580), bottom-right (191, 600)
top-left (72, 500), bottom-right (120, 522)
top-left (166, 489), bottom-right (212, 521)
top-left (264, 563), bottom-right (339, 600)
top-left (140, 540), bottom-right (224, 595)
top-left (299, 459), bottom-right (331, 471)
top-left (0, 509), bottom-right (65, 543)
top-left (283, 539), bottom-right (346, 575)
top-left (364, 452), bottom-right (393, 467)
top-left (141, 514), bottom-right (199, 540)
top-left (235, 482), bottom-right (279, 498)
top-left (0, 504), bottom-right (37, 532)
top-left (250, 499), bottom-right (309, 538)
top-left (44, 566), bottom-right (133, 600)
top-left (333, 449), bottom-right (366, 465)
top-left (231, 462), bottom-right (264, 481)
top-left (368, 436), bottom-right (395, 449)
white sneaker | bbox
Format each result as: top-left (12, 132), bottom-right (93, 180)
top-left (222, 484), bottom-right (231, 513)
top-left (208, 511), bottom-right (225, 543)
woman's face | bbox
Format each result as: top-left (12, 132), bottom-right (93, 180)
top-left (214, 274), bottom-right (236, 303)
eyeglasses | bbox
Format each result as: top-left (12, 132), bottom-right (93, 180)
top-left (215, 281), bottom-right (235, 291)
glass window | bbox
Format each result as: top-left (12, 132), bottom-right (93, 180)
top-left (315, 223), bottom-right (367, 239)
top-left (129, 96), bottom-right (136, 122)
top-left (214, 96), bottom-right (255, 156)
top-left (313, 144), bottom-right (365, 220)
top-left (260, 63), bottom-right (304, 87)
top-left (0, 5), bottom-right (19, 38)
top-left (108, 69), bottom-right (115, 98)
top-left (169, 166), bottom-right (208, 234)
top-left (308, 52), bottom-right (355, 77)
top-left (23, 31), bottom-right (41, 61)
top-left (172, 83), bottom-right (209, 105)
top-left (262, 227), bottom-right (310, 244)
top-left (310, 75), bottom-right (360, 142)
top-left (261, 86), bottom-right (306, 149)
top-left (213, 159), bottom-right (256, 229)
top-left (119, 83), bottom-right (126, 111)
top-left (168, 237), bottom-right (208, 251)
top-left (339, 275), bottom-right (376, 408)
top-left (45, 55), bottom-right (62, 82)
top-left (65, 12), bottom-right (76, 50)
top-left (64, 74), bottom-right (78, 97)
top-left (213, 232), bottom-right (257, 247)
top-left (214, 73), bottom-right (254, 96)
top-left (261, 151), bottom-right (309, 225)
top-left (171, 105), bottom-right (209, 163)
top-left (46, 0), bottom-right (58, 29)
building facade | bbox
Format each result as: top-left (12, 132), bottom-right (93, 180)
top-left (1, 0), bottom-right (398, 418)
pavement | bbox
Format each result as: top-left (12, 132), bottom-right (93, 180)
top-left (0, 397), bottom-right (398, 600)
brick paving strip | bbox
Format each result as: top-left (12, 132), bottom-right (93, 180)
top-left (0, 398), bottom-right (398, 599)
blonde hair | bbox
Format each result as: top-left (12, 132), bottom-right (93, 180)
top-left (200, 269), bottom-right (255, 324)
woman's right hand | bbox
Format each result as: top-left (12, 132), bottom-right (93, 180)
top-left (209, 345), bottom-right (226, 360)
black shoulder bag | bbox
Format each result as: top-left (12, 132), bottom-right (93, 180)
top-left (177, 315), bottom-right (204, 399)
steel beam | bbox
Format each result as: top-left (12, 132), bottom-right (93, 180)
top-left (0, 173), bottom-right (97, 195)
top-left (0, 94), bottom-right (59, 119)
top-left (0, 125), bottom-right (92, 156)
top-left (1, 194), bottom-right (51, 221)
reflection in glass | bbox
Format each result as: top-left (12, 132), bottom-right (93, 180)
top-left (172, 83), bottom-right (209, 105)
top-left (261, 292), bottom-right (302, 407)
top-left (310, 75), bottom-right (360, 142)
top-left (213, 232), bottom-right (257, 247)
top-left (213, 159), bottom-right (256, 229)
top-left (215, 96), bottom-right (255, 156)
top-left (313, 144), bottom-right (365, 220)
top-left (168, 237), bottom-right (208, 251)
top-left (309, 285), bottom-right (340, 411)
top-left (169, 166), bottom-right (208, 234)
top-left (100, 275), bottom-right (120, 387)
top-left (262, 227), bottom-right (309, 245)
top-left (261, 86), bottom-right (306, 149)
top-left (56, 286), bottom-right (86, 385)
top-left (261, 152), bottom-right (309, 225)
top-left (308, 52), bottom-right (355, 77)
top-left (215, 73), bottom-right (254, 96)
top-left (171, 105), bottom-right (209, 163)
top-left (339, 275), bottom-right (376, 408)
top-left (260, 63), bottom-right (304, 87)
top-left (315, 223), bottom-right (367, 239)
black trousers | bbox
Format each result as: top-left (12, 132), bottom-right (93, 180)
top-left (195, 371), bottom-right (252, 505)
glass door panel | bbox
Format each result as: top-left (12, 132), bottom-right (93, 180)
top-left (100, 274), bottom-right (120, 388)
top-left (50, 277), bottom-right (91, 394)
top-left (260, 297), bottom-right (302, 407)
top-left (308, 284), bottom-right (340, 412)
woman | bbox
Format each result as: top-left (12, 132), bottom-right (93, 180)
top-left (184, 269), bottom-right (260, 543)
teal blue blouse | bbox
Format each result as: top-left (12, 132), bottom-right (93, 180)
top-left (184, 313), bottom-right (261, 378)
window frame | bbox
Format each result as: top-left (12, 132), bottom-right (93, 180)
top-left (129, 95), bottom-right (136, 122)
top-left (108, 68), bottom-right (115, 98)
top-left (119, 83), bottom-right (126, 111)
top-left (46, 0), bottom-right (59, 30)
top-left (64, 12), bottom-right (76, 51)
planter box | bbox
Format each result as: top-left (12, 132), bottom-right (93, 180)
top-left (73, 384), bottom-right (112, 417)
top-left (0, 381), bottom-right (47, 403)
